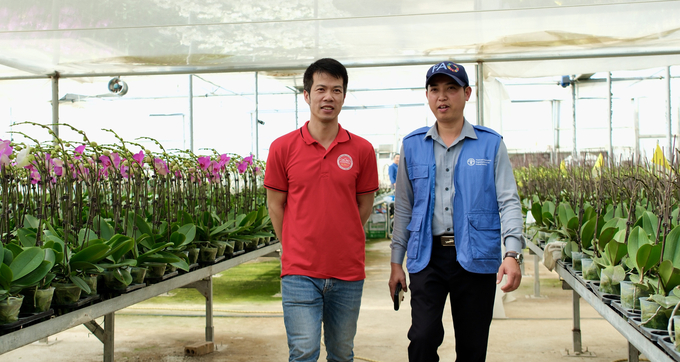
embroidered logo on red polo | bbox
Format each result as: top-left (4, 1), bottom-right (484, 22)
top-left (337, 154), bottom-right (353, 170)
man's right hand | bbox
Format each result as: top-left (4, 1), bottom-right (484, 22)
top-left (389, 262), bottom-right (408, 301)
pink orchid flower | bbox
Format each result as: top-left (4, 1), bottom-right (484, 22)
top-left (0, 139), bottom-right (11, 169)
top-left (133, 150), bottom-right (144, 165)
top-left (243, 154), bottom-right (254, 166)
top-left (218, 154), bottom-right (231, 170)
top-left (237, 161), bottom-right (248, 174)
top-left (52, 158), bottom-right (64, 176)
top-left (254, 166), bottom-right (262, 176)
top-left (111, 153), bottom-right (121, 169)
top-left (100, 155), bottom-right (113, 169)
top-left (154, 158), bottom-right (169, 176)
top-left (75, 145), bottom-right (86, 154)
top-left (121, 164), bottom-right (130, 178)
top-left (25, 164), bottom-right (41, 184)
top-left (197, 156), bottom-right (211, 171)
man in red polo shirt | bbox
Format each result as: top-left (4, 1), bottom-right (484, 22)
top-left (265, 58), bottom-right (379, 362)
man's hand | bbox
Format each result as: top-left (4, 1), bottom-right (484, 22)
top-left (497, 256), bottom-right (522, 292)
top-left (389, 262), bottom-right (408, 301)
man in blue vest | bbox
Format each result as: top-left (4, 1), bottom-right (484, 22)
top-left (388, 61), bottom-right (525, 362)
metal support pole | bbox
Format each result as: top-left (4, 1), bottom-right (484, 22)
top-left (51, 72), bottom-right (59, 140)
top-left (533, 253), bottom-right (541, 297)
top-left (666, 66), bottom-right (672, 158)
top-left (104, 313), bottom-right (115, 362)
top-left (255, 71), bottom-right (259, 158)
top-left (633, 98), bottom-right (640, 160)
top-left (552, 100), bottom-right (560, 165)
top-left (205, 276), bottom-right (214, 342)
top-left (295, 88), bottom-right (299, 129)
top-left (572, 77), bottom-right (578, 161)
top-left (607, 72), bottom-right (613, 163)
top-left (189, 75), bottom-right (194, 153)
top-left (572, 291), bottom-right (582, 354)
top-left (476, 62), bottom-right (484, 126)
top-left (628, 342), bottom-right (640, 362)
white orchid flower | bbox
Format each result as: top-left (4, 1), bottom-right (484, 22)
top-left (16, 146), bottom-right (34, 167)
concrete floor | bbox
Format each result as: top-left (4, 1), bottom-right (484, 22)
top-left (2, 240), bottom-right (639, 362)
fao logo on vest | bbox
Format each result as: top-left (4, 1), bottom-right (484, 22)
top-left (467, 158), bottom-right (475, 166)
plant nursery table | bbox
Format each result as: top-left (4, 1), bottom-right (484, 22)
top-left (0, 242), bottom-right (282, 362)
top-left (555, 260), bottom-right (675, 362)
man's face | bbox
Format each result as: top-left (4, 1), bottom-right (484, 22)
top-left (426, 74), bottom-right (471, 124)
top-left (304, 72), bottom-right (346, 124)
top-left (394, 155), bottom-right (400, 164)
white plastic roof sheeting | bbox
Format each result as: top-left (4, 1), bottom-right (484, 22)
top-left (2, 0), bottom-right (680, 80)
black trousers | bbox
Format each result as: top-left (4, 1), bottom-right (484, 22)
top-left (407, 242), bottom-right (497, 362)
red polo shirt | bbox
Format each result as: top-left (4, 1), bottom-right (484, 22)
top-left (264, 121), bottom-right (379, 281)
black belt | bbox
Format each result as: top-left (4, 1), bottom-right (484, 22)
top-left (433, 234), bottom-right (455, 247)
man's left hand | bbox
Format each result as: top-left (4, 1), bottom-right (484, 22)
top-left (497, 256), bottom-right (522, 292)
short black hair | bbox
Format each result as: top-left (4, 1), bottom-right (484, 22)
top-left (303, 58), bottom-right (348, 95)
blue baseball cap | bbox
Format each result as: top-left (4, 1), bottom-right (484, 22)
top-left (425, 61), bottom-right (469, 88)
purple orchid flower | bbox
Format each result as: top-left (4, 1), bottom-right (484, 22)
top-left (197, 156), bottom-right (211, 171)
top-left (133, 150), bottom-right (144, 165)
top-left (237, 161), bottom-right (248, 174)
top-left (243, 154), bottom-right (254, 166)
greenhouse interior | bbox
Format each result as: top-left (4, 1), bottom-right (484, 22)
top-left (3, 1), bottom-right (680, 361)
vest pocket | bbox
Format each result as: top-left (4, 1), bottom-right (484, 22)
top-left (468, 213), bottom-right (501, 261)
top-left (406, 213), bottom-right (424, 259)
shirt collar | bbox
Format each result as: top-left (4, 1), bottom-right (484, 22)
top-left (299, 120), bottom-right (351, 145)
top-left (424, 119), bottom-right (478, 144)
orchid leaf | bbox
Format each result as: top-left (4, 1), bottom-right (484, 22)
top-left (169, 258), bottom-right (190, 272)
top-left (178, 224), bottom-right (196, 245)
top-left (178, 211), bottom-right (194, 226)
top-left (135, 215), bottom-right (153, 237)
top-left (13, 260), bottom-right (53, 289)
top-left (634, 211), bottom-right (658, 241)
top-left (70, 243), bottom-right (111, 264)
top-left (541, 212), bottom-right (554, 228)
top-left (635, 243), bottom-right (662, 276)
top-left (17, 228), bottom-right (37, 247)
top-left (105, 235), bottom-right (134, 262)
top-left (651, 293), bottom-right (680, 309)
top-left (530, 202), bottom-right (543, 227)
top-left (94, 216), bottom-right (115, 241)
top-left (601, 265), bottom-right (626, 286)
top-left (580, 219), bottom-right (596, 251)
top-left (170, 232), bottom-right (186, 247)
top-left (69, 275), bottom-right (91, 295)
top-left (9, 247), bottom-right (43, 281)
top-left (111, 268), bottom-right (132, 287)
top-left (5, 244), bottom-right (22, 262)
top-left (598, 227), bottom-right (619, 250)
top-left (0, 243), bottom-right (4, 268)
top-left (70, 261), bottom-right (103, 272)
top-left (23, 214), bottom-right (40, 229)
top-left (0, 264), bottom-right (12, 291)
top-left (627, 226), bottom-right (650, 270)
top-left (558, 203), bottom-right (576, 229)
top-left (663, 225), bottom-right (680, 268)
top-left (659, 260), bottom-right (680, 295)
top-left (604, 240), bottom-right (627, 266)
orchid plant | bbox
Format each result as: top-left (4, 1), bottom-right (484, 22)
top-left (0, 122), bottom-right (271, 295)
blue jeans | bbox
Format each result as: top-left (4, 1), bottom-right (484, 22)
top-left (282, 275), bottom-right (364, 362)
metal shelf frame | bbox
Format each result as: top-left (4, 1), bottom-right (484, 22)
top-left (0, 243), bottom-right (282, 361)
top-left (555, 261), bottom-right (675, 362)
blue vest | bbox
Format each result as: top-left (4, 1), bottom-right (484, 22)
top-left (402, 125), bottom-right (502, 274)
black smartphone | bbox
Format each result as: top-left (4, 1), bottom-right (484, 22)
top-left (394, 283), bottom-right (404, 311)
